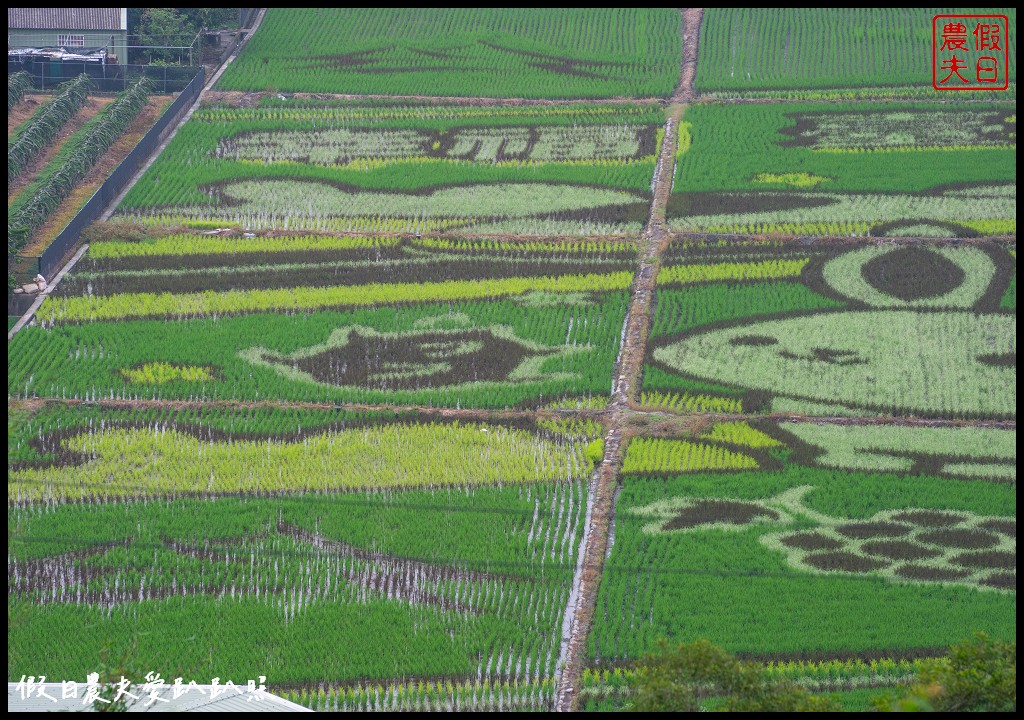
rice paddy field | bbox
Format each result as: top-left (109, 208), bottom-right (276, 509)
top-left (215, 8), bottom-right (683, 99)
top-left (113, 101), bottom-right (663, 236)
top-left (696, 8), bottom-right (1017, 96)
top-left (586, 418), bottom-right (1016, 708)
top-left (9, 404), bottom-right (595, 695)
top-left (666, 103), bottom-right (1017, 237)
top-left (7, 7), bottom-right (1016, 713)
top-left (13, 233), bottom-right (633, 409)
top-left (642, 241), bottom-right (1016, 419)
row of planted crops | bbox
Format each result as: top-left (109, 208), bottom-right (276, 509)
top-left (8, 75), bottom-right (153, 260)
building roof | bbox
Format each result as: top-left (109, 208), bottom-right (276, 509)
top-left (7, 683), bottom-right (313, 713)
top-left (7, 8), bottom-right (126, 31)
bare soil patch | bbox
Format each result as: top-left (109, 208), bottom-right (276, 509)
top-left (8, 94), bottom-right (53, 135)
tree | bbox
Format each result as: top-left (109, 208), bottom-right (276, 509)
top-left (128, 8), bottom-right (241, 64)
top-left (626, 639), bottom-right (839, 712)
top-left (138, 8), bottom-right (188, 64)
top-left (873, 633), bottom-right (1016, 712)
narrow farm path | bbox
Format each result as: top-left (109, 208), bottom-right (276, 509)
top-left (6, 396), bottom-right (599, 423)
top-left (203, 90), bottom-right (665, 107)
top-left (554, 8), bottom-right (704, 712)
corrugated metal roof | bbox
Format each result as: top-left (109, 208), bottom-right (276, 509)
top-left (7, 683), bottom-right (313, 712)
top-left (7, 8), bottom-right (125, 31)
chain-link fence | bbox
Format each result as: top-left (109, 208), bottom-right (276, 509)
top-left (7, 59), bottom-right (201, 93)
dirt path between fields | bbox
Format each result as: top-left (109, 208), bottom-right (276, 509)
top-left (6, 396), bottom-right (603, 424)
top-left (675, 8), bottom-right (704, 103)
top-left (554, 8), bottom-right (704, 712)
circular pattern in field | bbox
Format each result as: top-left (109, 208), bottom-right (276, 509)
top-left (860, 247), bottom-right (965, 301)
top-left (860, 540), bottom-right (941, 561)
top-left (916, 529), bottom-right (1002, 550)
top-left (820, 245), bottom-right (994, 308)
top-left (803, 552), bottom-right (888, 573)
top-left (662, 500), bottom-right (780, 531)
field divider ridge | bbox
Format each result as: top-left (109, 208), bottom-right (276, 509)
top-left (554, 8), bottom-right (703, 710)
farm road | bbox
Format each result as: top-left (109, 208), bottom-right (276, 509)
top-left (553, 8), bottom-right (704, 712)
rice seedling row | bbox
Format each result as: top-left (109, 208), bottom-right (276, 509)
top-left (52, 235), bottom-right (637, 298)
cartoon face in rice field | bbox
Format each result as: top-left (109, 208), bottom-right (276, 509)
top-left (652, 245), bottom-right (1016, 417)
top-left (241, 313), bottom-right (585, 391)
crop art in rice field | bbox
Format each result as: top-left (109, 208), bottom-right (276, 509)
top-left (643, 241), bottom-right (1016, 419)
top-left (215, 8), bottom-right (682, 99)
top-left (667, 103), bottom-right (1016, 237)
top-left (11, 235), bottom-right (634, 409)
top-left (637, 486), bottom-right (1015, 592)
top-left (114, 102), bottom-right (664, 236)
top-left (590, 419), bottom-right (1016, 665)
top-left (9, 404), bottom-right (597, 689)
top-left (241, 313), bottom-right (587, 391)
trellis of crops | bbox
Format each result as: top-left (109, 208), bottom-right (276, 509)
top-left (9, 74), bottom-right (92, 184)
top-left (8, 71), bottom-right (34, 113)
top-left (8, 77), bottom-right (152, 255)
